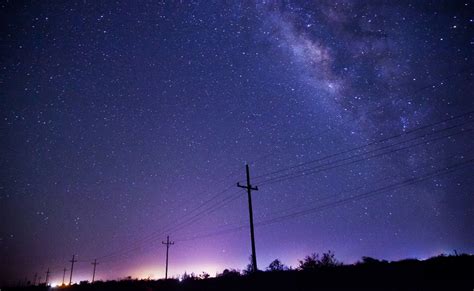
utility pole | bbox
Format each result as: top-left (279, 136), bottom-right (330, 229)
top-left (62, 268), bottom-right (67, 286)
top-left (45, 268), bottom-right (50, 286)
top-left (237, 164), bottom-right (259, 272)
top-left (33, 273), bottom-right (37, 286)
top-left (69, 254), bottom-right (77, 285)
top-left (91, 259), bottom-right (99, 282)
top-left (162, 235), bottom-right (174, 279)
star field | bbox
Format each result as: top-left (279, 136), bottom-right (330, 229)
top-left (1, 0), bottom-right (473, 286)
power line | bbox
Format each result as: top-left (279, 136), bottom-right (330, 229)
top-left (31, 102), bottom-right (472, 273)
top-left (175, 159), bottom-right (473, 242)
top-left (259, 121), bottom-right (472, 185)
top-left (101, 124), bottom-right (472, 260)
top-left (255, 160), bottom-right (474, 227)
top-left (245, 70), bottom-right (472, 168)
top-left (95, 184), bottom-right (238, 262)
top-left (252, 110), bottom-right (473, 182)
top-left (98, 190), bottom-right (243, 263)
top-left (259, 125), bottom-right (473, 186)
top-left (162, 192), bottom-right (243, 236)
top-left (87, 163), bottom-right (245, 263)
top-left (34, 132), bottom-right (474, 276)
top-left (254, 148), bottom-right (474, 223)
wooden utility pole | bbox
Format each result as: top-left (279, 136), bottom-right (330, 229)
top-left (91, 259), bottom-right (99, 282)
top-left (69, 255), bottom-right (77, 285)
top-left (237, 164), bottom-right (259, 272)
top-left (33, 273), bottom-right (37, 286)
top-left (162, 235), bottom-right (174, 279)
top-left (45, 268), bottom-right (50, 286)
top-left (62, 268), bottom-right (67, 286)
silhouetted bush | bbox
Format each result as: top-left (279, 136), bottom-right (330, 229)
top-left (267, 259), bottom-right (288, 271)
top-left (319, 250), bottom-right (341, 267)
top-left (198, 272), bottom-right (210, 279)
top-left (358, 256), bottom-right (388, 265)
top-left (298, 253), bottom-right (320, 270)
top-left (242, 254), bottom-right (254, 275)
top-left (298, 250), bottom-right (341, 270)
top-left (181, 272), bottom-right (198, 282)
top-left (217, 268), bottom-right (240, 278)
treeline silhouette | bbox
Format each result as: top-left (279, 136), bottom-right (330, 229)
top-left (6, 252), bottom-right (473, 291)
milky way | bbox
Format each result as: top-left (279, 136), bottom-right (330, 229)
top-left (1, 0), bottom-right (473, 286)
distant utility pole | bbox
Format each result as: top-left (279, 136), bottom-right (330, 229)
top-left (45, 268), bottom-right (50, 286)
top-left (69, 254), bottom-right (77, 285)
top-left (62, 268), bottom-right (67, 285)
top-left (162, 235), bottom-right (174, 279)
top-left (33, 273), bottom-right (38, 286)
top-left (91, 259), bottom-right (99, 282)
top-left (237, 164), bottom-right (259, 272)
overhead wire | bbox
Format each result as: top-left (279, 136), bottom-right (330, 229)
top-left (97, 116), bottom-right (474, 260)
top-left (251, 110), bottom-right (474, 182)
top-left (175, 158), bottom-right (473, 242)
top-left (258, 122), bottom-right (473, 186)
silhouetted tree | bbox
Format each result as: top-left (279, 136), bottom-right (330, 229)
top-left (360, 256), bottom-right (379, 264)
top-left (199, 272), bottom-right (210, 279)
top-left (358, 256), bottom-right (388, 265)
top-left (243, 264), bottom-right (253, 275)
top-left (243, 255), bottom-right (254, 275)
top-left (181, 272), bottom-right (197, 282)
top-left (217, 269), bottom-right (240, 278)
top-left (298, 253), bottom-right (320, 270)
top-left (320, 250), bottom-right (341, 267)
top-left (267, 259), bottom-right (287, 271)
top-left (298, 251), bottom-right (341, 270)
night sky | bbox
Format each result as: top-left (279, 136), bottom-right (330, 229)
top-left (1, 0), bottom-right (473, 286)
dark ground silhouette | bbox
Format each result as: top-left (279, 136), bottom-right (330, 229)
top-left (5, 253), bottom-right (473, 291)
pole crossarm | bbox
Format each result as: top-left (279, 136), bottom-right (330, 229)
top-left (237, 182), bottom-right (259, 191)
